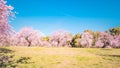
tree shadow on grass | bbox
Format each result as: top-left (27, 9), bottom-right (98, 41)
top-left (0, 48), bottom-right (15, 53)
top-left (100, 54), bottom-right (120, 58)
top-left (17, 57), bottom-right (33, 64)
top-left (100, 48), bottom-right (112, 51)
top-left (0, 48), bottom-right (17, 68)
top-left (0, 47), bottom-right (33, 68)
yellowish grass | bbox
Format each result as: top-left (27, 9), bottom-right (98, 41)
top-left (1, 46), bottom-right (120, 68)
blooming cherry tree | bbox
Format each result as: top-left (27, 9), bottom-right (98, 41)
top-left (50, 30), bottom-right (72, 47)
top-left (14, 27), bottom-right (44, 46)
top-left (0, 0), bottom-right (14, 46)
top-left (95, 32), bottom-right (113, 48)
top-left (80, 32), bottom-right (93, 48)
top-left (110, 35), bottom-right (120, 48)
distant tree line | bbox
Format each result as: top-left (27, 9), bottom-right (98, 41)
top-left (1, 26), bottom-right (120, 48)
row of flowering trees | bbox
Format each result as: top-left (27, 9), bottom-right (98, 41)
top-left (0, 0), bottom-right (120, 48)
top-left (10, 28), bottom-right (73, 47)
top-left (0, 26), bottom-right (119, 48)
top-left (71, 29), bottom-right (120, 48)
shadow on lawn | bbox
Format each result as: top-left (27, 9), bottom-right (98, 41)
top-left (0, 48), bottom-right (15, 53)
top-left (17, 57), bottom-right (33, 64)
top-left (0, 47), bottom-right (33, 68)
top-left (100, 54), bottom-right (120, 58)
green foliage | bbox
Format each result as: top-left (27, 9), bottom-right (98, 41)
top-left (109, 26), bottom-right (120, 35)
top-left (42, 36), bottom-right (50, 41)
top-left (92, 31), bottom-right (101, 47)
top-left (84, 30), bottom-right (95, 35)
top-left (71, 33), bottom-right (82, 47)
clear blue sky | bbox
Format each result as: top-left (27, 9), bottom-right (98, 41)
top-left (7, 0), bottom-right (120, 35)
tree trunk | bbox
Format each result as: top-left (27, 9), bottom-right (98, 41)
top-left (25, 37), bottom-right (31, 47)
top-left (28, 42), bottom-right (31, 47)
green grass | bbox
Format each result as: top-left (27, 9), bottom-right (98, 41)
top-left (0, 46), bottom-right (120, 68)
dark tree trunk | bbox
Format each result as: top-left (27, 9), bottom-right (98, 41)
top-left (28, 41), bottom-right (31, 47)
top-left (25, 37), bottom-right (31, 47)
top-left (57, 40), bottom-right (60, 47)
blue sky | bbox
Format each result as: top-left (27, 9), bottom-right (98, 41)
top-left (7, 0), bottom-right (120, 35)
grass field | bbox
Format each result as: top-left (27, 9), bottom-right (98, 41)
top-left (0, 46), bottom-right (120, 68)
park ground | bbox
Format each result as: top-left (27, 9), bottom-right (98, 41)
top-left (0, 46), bottom-right (120, 68)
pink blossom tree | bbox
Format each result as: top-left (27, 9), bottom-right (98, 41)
top-left (13, 27), bottom-right (44, 46)
top-left (95, 39), bottom-right (104, 48)
top-left (80, 32), bottom-right (93, 48)
top-left (110, 35), bottom-right (120, 48)
top-left (0, 0), bottom-right (14, 46)
top-left (95, 32), bottom-right (113, 48)
top-left (49, 30), bottom-right (72, 47)
top-left (41, 41), bottom-right (51, 47)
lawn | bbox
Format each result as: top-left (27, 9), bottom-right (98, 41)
top-left (0, 46), bottom-right (120, 68)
